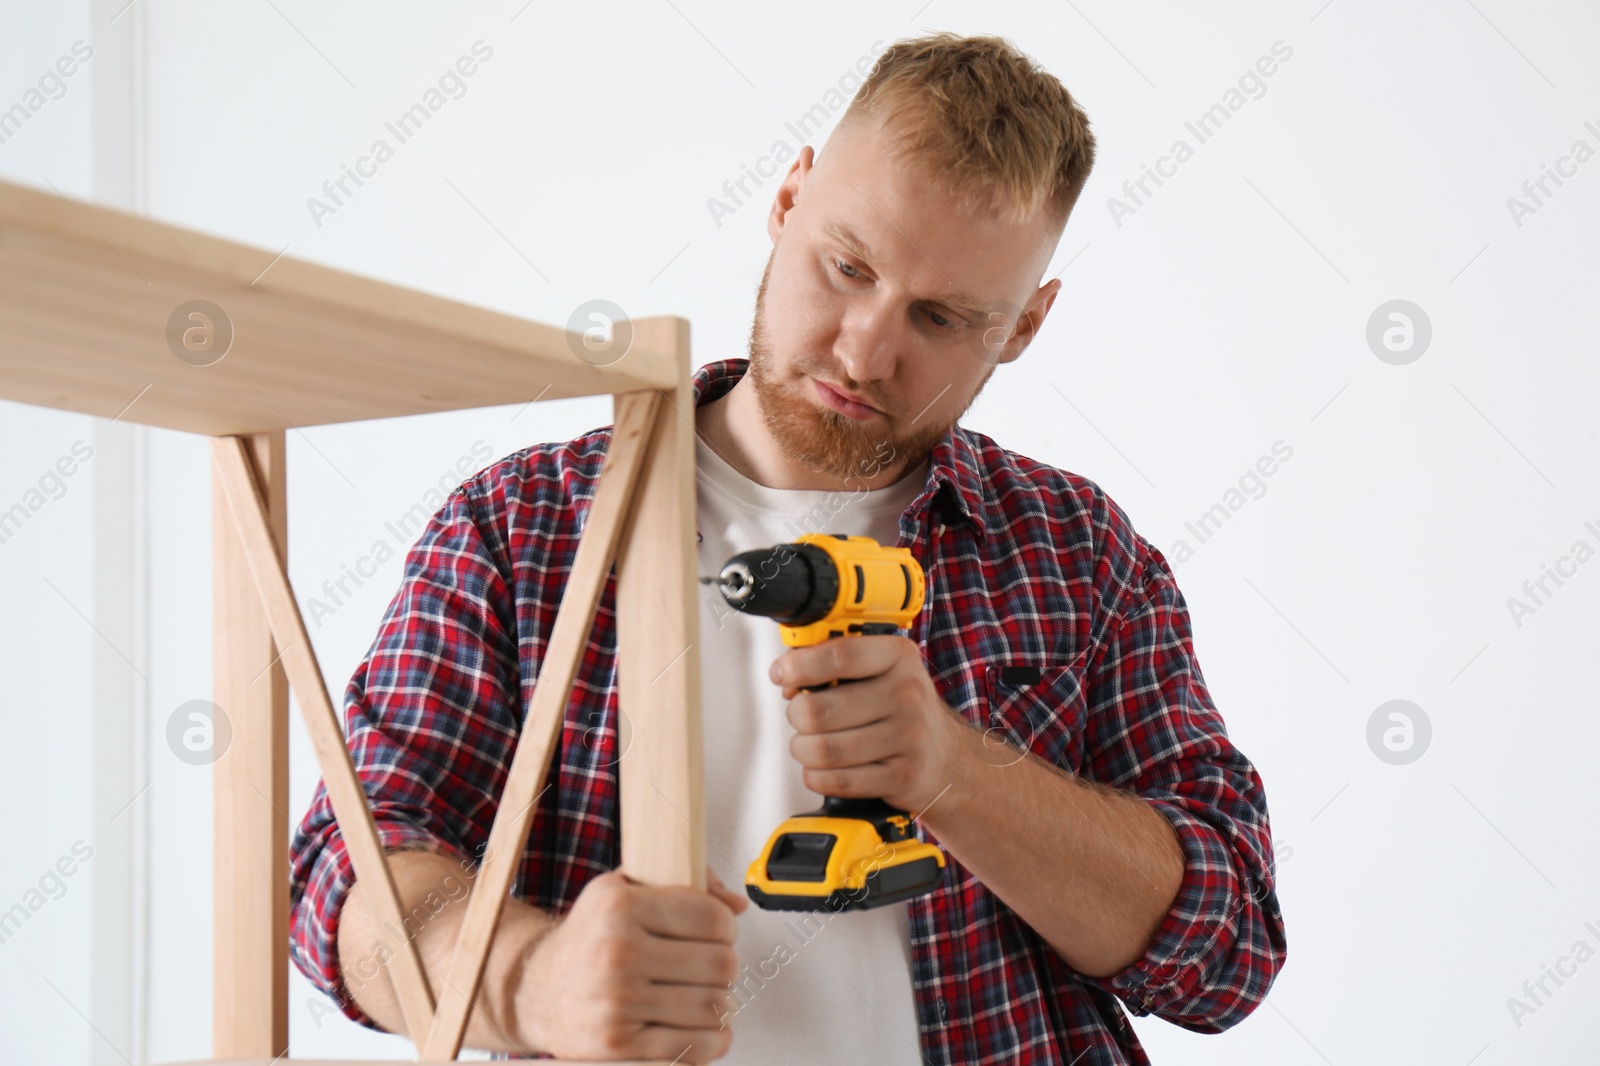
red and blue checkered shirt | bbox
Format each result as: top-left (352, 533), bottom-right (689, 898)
top-left (289, 356), bottom-right (1287, 1064)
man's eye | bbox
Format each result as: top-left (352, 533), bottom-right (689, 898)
top-left (832, 258), bottom-right (959, 332)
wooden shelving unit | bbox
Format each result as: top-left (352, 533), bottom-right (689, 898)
top-left (0, 178), bottom-right (704, 1065)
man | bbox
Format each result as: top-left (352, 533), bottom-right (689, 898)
top-left (290, 31), bottom-right (1287, 1065)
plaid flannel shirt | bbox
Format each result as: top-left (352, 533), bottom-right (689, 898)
top-left (289, 356), bottom-right (1287, 1064)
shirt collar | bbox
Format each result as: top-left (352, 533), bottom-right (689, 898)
top-left (688, 357), bottom-right (989, 543)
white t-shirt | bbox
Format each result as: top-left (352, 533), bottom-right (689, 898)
top-left (694, 432), bottom-right (931, 1066)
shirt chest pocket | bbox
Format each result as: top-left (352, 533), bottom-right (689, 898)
top-left (978, 660), bottom-right (1090, 773)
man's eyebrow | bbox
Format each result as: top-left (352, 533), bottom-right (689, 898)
top-left (824, 221), bottom-right (875, 261)
top-left (821, 221), bottom-right (993, 320)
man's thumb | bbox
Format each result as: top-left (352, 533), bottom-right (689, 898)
top-left (706, 865), bottom-right (750, 913)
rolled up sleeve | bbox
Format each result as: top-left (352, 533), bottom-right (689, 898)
top-left (1072, 536), bottom-right (1287, 1033)
top-left (288, 485), bottom-right (524, 1031)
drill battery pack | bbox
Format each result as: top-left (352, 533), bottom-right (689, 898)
top-left (743, 797), bottom-right (946, 911)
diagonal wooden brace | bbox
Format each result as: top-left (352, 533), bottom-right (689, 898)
top-left (211, 435), bottom-right (438, 1047)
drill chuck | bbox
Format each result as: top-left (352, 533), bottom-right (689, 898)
top-left (716, 542), bottom-right (840, 626)
top-left (712, 533), bottom-right (925, 649)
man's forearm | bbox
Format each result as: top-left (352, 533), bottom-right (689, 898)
top-left (338, 848), bottom-right (553, 1052)
top-left (917, 718), bottom-right (1187, 978)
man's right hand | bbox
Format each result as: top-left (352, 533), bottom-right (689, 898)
top-left (514, 866), bottom-right (749, 1063)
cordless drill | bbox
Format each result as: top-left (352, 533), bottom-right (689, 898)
top-left (703, 533), bottom-right (947, 912)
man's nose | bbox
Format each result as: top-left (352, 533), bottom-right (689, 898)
top-left (834, 300), bottom-right (899, 382)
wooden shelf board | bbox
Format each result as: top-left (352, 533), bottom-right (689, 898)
top-left (0, 179), bottom-right (671, 435)
top-left (156, 1059), bottom-right (679, 1065)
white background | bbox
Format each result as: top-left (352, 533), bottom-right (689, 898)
top-left (1, 1), bottom-right (1596, 1063)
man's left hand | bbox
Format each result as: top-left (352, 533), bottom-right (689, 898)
top-left (769, 635), bottom-right (969, 814)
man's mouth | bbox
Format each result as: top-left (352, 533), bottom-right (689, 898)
top-left (812, 378), bottom-right (880, 419)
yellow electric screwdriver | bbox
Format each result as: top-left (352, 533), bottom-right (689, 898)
top-left (702, 533), bottom-right (947, 912)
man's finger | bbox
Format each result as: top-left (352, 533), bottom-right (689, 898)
top-left (772, 633), bottom-right (898, 689)
top-left (786, 682), bottom-right (893, 735)
top-left (790, 718), bottom-right (900, 770)
top-left (633, 886), bottom-right (740, 944)
top-left (632, 935), bottom-right (740, 988)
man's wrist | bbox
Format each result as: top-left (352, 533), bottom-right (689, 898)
top-left (497, 906), bottom-right (561, 1051)
top-left (920, 709), bottom-right (983, 832)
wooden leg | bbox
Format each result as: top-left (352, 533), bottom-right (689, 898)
top-left (211, 431), bottom-right (289, 1058)
top-left (615, 317), bottom-right (704, 890)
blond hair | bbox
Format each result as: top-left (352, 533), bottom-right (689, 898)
top-left (839, 32), bottom-right (1096, 232)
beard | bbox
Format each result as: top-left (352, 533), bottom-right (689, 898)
top-left (743, 249), bottom-right (993, 486)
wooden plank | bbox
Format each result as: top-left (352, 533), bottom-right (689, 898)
top-left (162, 1049), bottom-right (681, 1056)
top-left (0, 178), bottom-right (674, 434)
top-left (212, 433), bottom-right (290, 1058)
top-left (420, 390), bottom-right (663, 1060)
top-left (614, 317), bottom-right (704, 889)
top-left (210, 436), bottom-right (436, 1046)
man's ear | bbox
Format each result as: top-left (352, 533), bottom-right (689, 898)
top-left (768, 146), bottom-right (814, 245)
top-left (996, 278), bottom-right (1060, 365)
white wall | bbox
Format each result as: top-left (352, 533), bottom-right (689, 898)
top-left (0, 403), bottom-right (98, 1066)
top-left (2, 1), bottom-right (1597, 1062)
top-left (1, 4), bottom-right (122, 1066)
